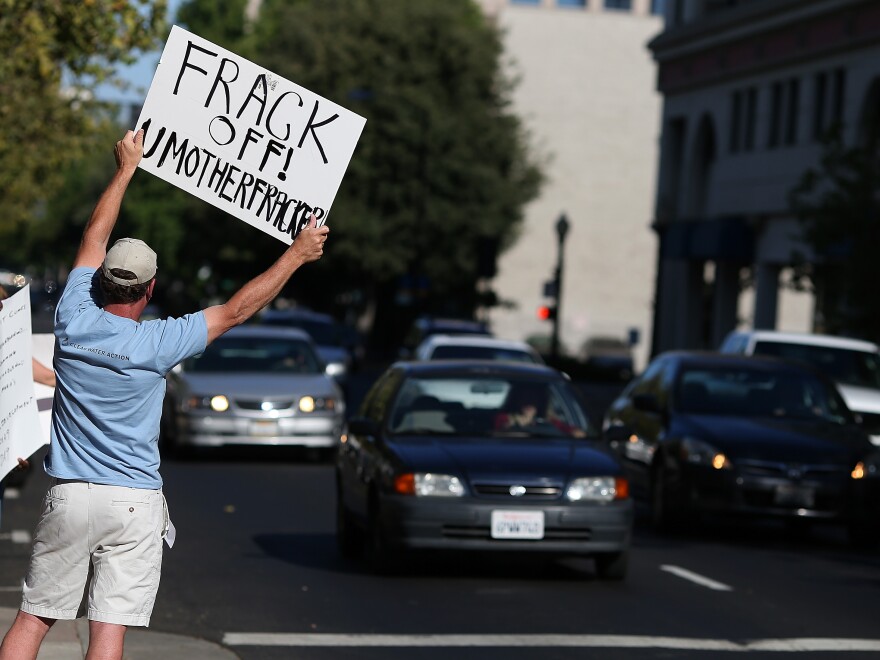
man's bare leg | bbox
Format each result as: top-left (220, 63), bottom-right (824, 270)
top-left (85, 621), bottom-right (126, 660)
top-left (0, 611), bottom-right (54, 660)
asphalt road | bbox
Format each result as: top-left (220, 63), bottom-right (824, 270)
top-left (1, 446), bottom-right (878, 660)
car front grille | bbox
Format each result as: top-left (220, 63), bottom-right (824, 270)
top-left (472, 484), bottom-right (562, 499)
top-left (737, 460), bottom-right (844, 480)
top-left (442, 525), bottom-right (591, 541)
top-left (235, 399), bottom-right (296, 411)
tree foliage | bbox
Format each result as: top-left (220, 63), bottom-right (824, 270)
top-left (0, 0), bottom-right (167, 242)
top-left (23, 0), bottom-right (543, 351)
top-left (789, 130), bottom-right (880, 340)
top-left (176, 0), bottom-right (543, 346)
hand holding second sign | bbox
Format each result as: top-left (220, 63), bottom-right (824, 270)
top-left (290, 214), bottom-right (329, 264)
top-left (115, 129), bottom-right (144, 177)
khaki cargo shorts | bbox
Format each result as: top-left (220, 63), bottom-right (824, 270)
top-left (21, 479), bottom-right (169, 627)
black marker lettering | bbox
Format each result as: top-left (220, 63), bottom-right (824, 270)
top-left (175, 41), bottom-right (218, 96)
top-left (205, 57), bottom-right (240, 114)
top-left (236, 74), bottom-right (268, 126)
top-left (297, 100), bottom-right (339, 164)
top-left (266, 90), bottom-right (304, 141)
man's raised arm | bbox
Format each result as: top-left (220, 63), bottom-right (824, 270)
top-left (73, 130), bottom-right (144, 270)
top-left (203, 217), bottom-right (329, 344)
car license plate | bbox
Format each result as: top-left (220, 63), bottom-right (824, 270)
top-left (774, 484), bottom-right (815, 508)
top-left (250, 420), bottom-right (279, 436)
top-left (490, 510), bottom-right (544, 540)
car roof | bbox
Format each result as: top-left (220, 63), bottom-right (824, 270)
top-left (220, 325), bottom-right (313, 341)
top-left (660, 350), bottom-right (830, 375)
top-left (261, 308), bottom-right (335, 324)
top-left (726, 330), bottom-right (879, 352)
top-left (394, 360), bottom-right (562, 379)
top-left (420, 335), bottom-right (535, 351)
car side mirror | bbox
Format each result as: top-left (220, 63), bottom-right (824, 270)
top-left (632, 393), bottom-right (662, 415)
top-left (348, 416), bottom-right (379, 438)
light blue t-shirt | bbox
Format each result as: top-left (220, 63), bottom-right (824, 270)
top-left (44, 267), bottom-right (208, 489)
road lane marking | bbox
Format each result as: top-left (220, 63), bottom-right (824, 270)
top-left (661, 564), bottom-right (733, 591)
top-left (221, 633), bottom-right (880, 651)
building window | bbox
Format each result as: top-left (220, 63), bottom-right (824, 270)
top-left (558, 0), bottom-right (587, 6)
top-left (651, 0), bottom-right (667, 14)
top-left (511, 0), bottom-right (541, 5)
top-left (744, 87), bottom-right (757, 150)
top-left (767, 78), bottom-right (800, 148)
top-left (730, 87), bottom-right (757, 153)
top-left (729, 91), bottom-right (742, 153)
top-left (831, 67), bottom-right (847, 128)
top-left (813, 72), bottom-right (827, 140)
top-left (785, 78), bottom-right (800, 145)
top-left (604, 0), bottom-right (632, 10)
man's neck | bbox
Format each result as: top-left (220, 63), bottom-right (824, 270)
top-left (103, 301), bottom-right (145, 321)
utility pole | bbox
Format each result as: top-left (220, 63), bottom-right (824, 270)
top-left (550, 213), bottom-right (570, 360)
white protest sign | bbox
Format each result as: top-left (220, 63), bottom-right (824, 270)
top-left (32, 334), bottom-right (55, 443)
top-left (0, 287), bottom-right (48, 480)
top-left (136, 25), bottom-right (366, 244)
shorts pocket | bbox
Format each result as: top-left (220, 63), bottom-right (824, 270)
top-left (110, 499), bottom-right (152, 507)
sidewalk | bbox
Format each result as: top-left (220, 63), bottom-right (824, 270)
top-left (0, 607), bottom-right (238, 659)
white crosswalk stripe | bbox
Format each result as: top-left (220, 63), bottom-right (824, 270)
top-left (221, 633), bottom-right (880, 651)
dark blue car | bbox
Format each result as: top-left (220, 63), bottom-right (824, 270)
top-left (602, 352), bottom-right (880, 545)
top-left (336, 361), bottom-right (633, 578)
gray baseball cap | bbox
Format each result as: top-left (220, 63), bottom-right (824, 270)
top-left (102, 238), bottom-right (157, 285)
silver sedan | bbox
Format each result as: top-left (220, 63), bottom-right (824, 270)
top-left (163, 326), bottom-right (345, 456)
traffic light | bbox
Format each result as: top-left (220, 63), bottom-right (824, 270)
top-left (537, 305), bottom-right (557, 321)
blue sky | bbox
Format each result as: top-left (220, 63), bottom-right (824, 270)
top-left (97, 0), bottom-right (184, 104)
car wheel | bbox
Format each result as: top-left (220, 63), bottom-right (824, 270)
top-left (651, 465), bottom-right (684, 532)
top-left (336, 492), bottom-right (363, 559)
top-left (595, 551), bottom-right (628, 581)
top-left (366, 499), bottom-right (400, 575)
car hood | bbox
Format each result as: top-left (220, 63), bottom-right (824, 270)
top-left (678, 414), bottom-right (869, 464)
top-left (837, 384), bottom-right (880, 414)
top-left (176, 372), bottom-right (339, 398)
top-left (386, 436), bottom-right (621, 484)
top-left (315, 345), bottom-right (350, 366)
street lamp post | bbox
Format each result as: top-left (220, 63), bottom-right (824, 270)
top-left (550, 213), bottom-right (570, 360)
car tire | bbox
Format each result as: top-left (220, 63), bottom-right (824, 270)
top-left (366, 499), bottom-right (401, 575)
top-left (595, 551), bottom-right (628, 581)
top-left (651, 464), bottom-right (685, 532)
top-left (336, 492), bottom-right (363, 559)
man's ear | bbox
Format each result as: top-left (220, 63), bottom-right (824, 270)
top-left (146, 279), bottom-right (157, 300)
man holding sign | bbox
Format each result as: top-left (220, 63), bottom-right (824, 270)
top-left (0, 129), bottom-right (328, 660)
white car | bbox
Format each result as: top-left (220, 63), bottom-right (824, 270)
top-left (720, 330), bottom-right (880, 445)
top-left (414, 335), bottom-right (544, 364)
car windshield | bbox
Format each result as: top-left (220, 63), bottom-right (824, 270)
top-left (752, 341), bottom-right (880, 389)
top-left (388, 375), bottom-right (593, 438)
top-left (262, 317), bottom-right (348, 347)
top-left (184, 337), bottom-right (322, 374)
top-left (430, 345), bottom-right (539, 363)
top-left (675, 367), bottom-right (851, 423)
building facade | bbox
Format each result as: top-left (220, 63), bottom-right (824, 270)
top-left (649, 0), bottom-right (880, 354)
top-left (478, 0), bottom-right (665, 370)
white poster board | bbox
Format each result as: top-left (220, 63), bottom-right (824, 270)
top-left (136, 25), bottom-right (366, 244)
top-left (0, 287), bottom-right (49, 480)
top-left (32, 334), bottom-right (55, 443)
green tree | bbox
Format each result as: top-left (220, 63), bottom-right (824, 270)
top-left (177, 0), bottom-right (543, 349)
top-left (0, 0), bottom-right (167, 244)
top-left (789, 129), bottom-right (880, 340)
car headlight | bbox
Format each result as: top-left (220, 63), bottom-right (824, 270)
top-left (298, 396), bottom-right (337, 413)
top-left (565, 476), bottom-right (628, 502)
top-left (680, 437), bottom-right (731, 469)
top-left (393, 473), bottom-right (465, 497)
top-left (852, 453), bottom-right (880, 479)
top-left (186, 395), bottom-right (230, 412)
